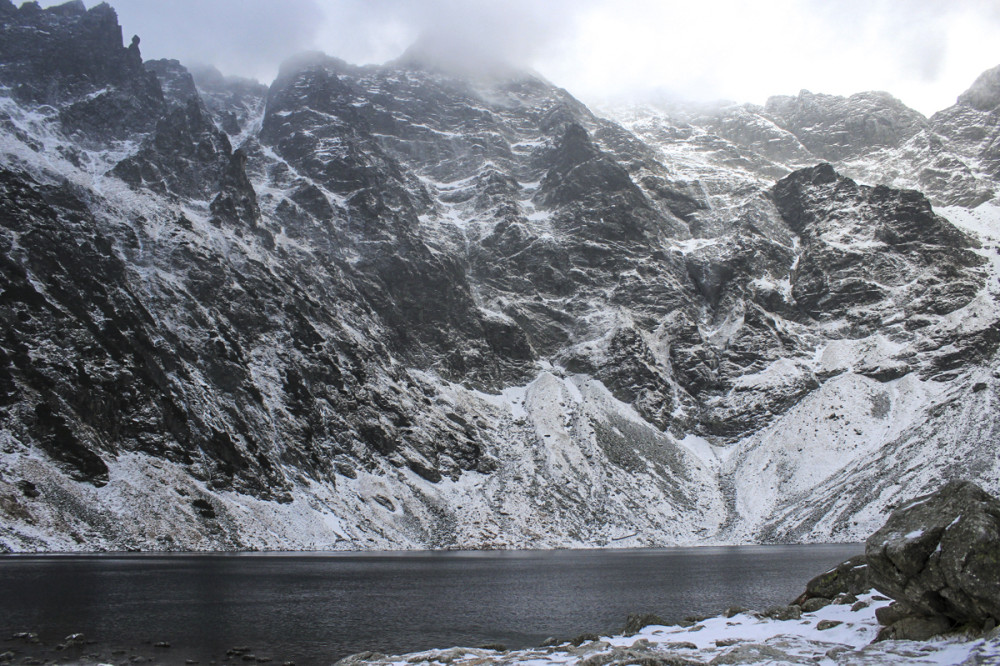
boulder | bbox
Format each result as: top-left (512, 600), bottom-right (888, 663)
top-left (876, 616), bottom-right (953, 642)
top-left (760, 605), bottom-right (801, 621)
top-left (709, 644), bottom-right (804, 665)
top-left (579, 647), bottom-right (702, 666)
top-left (865, 480), bottom-right (1000, 635)
top-left (723, 606), bottom-right (749, 618)
top-left (792, 554), bottom-right (868, 606)
top-left (800, 597), bottom-right (832, 613)
top-left (622, 613), bottom-right (667, 637)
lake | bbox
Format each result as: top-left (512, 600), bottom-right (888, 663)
top-left (0, 544), bottom-right (862, 665)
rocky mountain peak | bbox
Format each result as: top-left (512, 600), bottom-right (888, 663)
top-left (0, 0), bottom-right (164, 142)
top-left (0, 0), bottom-right (141, 100)
top-left (145, 58), bottom-right (199, 107)
top-left (45, 0), bottom-right (85, 16)
top-left (763, 89), bottom-right (928, 162)
top-left (956, 63), bottom-right (1000, 112)
top-left (392, 33), bottom-right (521, 81)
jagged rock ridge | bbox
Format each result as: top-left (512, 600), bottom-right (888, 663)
top-left (0, 0), bottom-right (998, 551)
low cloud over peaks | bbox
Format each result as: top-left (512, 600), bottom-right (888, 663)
top-left (38, 0), bottom-right (1000, 116)
top-left (101, 0), bottom-right (324, 80)
top-left (316, 0), bottom-right (591, 71)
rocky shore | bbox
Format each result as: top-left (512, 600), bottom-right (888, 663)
top-left (335, 481), bottom-right (1000, 665)
top-left (2, 482), bottom-right (998, 665)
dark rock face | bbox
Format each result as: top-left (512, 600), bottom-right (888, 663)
top-left (764, 90), bottom-right (929, 162)
top-left (0, 0), bottom-right (163, 141)
top-left (188, 64), bottom-right (267, 137)
top-left (112, 97), bottom-right (236, 200)
top-left (866, 481), bottom-right (1000, 636)
top-left (145, 58), bottom-right (199, 107)
top-left (772, 164), bottom-right (984, 337)
top-left (0, 168), bottom-right (283, 495)
top-left (1, 0), bottom-right (142, 102)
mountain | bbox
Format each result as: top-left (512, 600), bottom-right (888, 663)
top-left (0, 0), bottom-right (998, 552)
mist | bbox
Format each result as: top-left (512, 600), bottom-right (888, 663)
top-left (38, 0), bottom-right (1000, 116)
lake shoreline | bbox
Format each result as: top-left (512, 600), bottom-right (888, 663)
top-left (0, 541), bottom-right (866, 556)
top-left (0, 545), bottom-right (863, 664)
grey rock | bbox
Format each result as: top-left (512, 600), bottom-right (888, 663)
top-left (800, 597), bottom-right (832, 613)
top-left (956, 64), bottom-right (1000, 113)
top-left (188, 64), bottom-right (267, 136)
top-left (0, 0), bottom-right (164, 139)
top-left (764, 89), bottom-right (928, 162)
top-left (772, 164), bottom-right (983, 326)
top-left (875, 601), bottom-right (919, 627)
top-left (815, 619), bottom-right (842, 631)
top-left (579, 648), bottom-right (703, 666)
top-left (476, 643), bottom-right (506, 652)
top-left (875, 615), bottom-right (953, 642)
top-left (761, 605), bottom-right (801, 621)
top-left (710, 643), bottom-right (808, 664)
top-left (570, 633), bottom-right (602, 647)
top-left (112, 97), bottom-right (236, 201)
top-left (623, 613), bottom-right (667, 637)
top-left (866, 480), bottom-right (1000, 627)
top-left (145, 59), bottom-right (199, 106)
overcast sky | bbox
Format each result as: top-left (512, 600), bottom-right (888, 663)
top-left (46, 0), bottom-right (1000, 116)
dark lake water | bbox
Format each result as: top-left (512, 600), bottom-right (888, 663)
top-left (0, 544), bottom-right (861, 665)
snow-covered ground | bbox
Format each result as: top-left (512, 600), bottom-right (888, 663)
top-left (338, 593), bottom-right (1000, 665)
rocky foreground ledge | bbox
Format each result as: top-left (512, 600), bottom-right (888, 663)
top-left (337, 481), bottom-right (1000, 665)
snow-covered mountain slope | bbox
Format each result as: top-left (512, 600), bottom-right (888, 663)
top-left (1, 0), bottom-right (999, 551)
top-left (606, 81), bottom-right (1000, 209)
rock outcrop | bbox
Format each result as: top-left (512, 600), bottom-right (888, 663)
top-left (866, 481), bottom-right (1000, 640)
top-left (0, 0), bottom-right (163, 141)
top-left (764, 90), bottom-right (929, 163)
top-left (793, 555), bottom-right (870, 607)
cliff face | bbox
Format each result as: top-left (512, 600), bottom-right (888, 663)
top-left (1, 1), bottom-right (999, 551)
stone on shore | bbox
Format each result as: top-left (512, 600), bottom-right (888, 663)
top-left (865, 480), bottom-right (1000, 640)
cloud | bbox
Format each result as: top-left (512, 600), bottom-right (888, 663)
top-left (39, 0), bottom-right (1000, 115)
top-left (537, 0), bottom-right (1000, 115)
top-left (46, 0), bottom-right (324, 80)
top-left (312, 0), bottom-right (594, 70)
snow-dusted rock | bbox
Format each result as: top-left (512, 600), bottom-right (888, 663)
top-left (793, 555), bottom-right (870, 607)
top-left (764, 90), bottom-right (928, 163)
top-left (332, 592), bottom-right (1000, 665)
top-left (866, 481), bottom-right (1000, 635)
